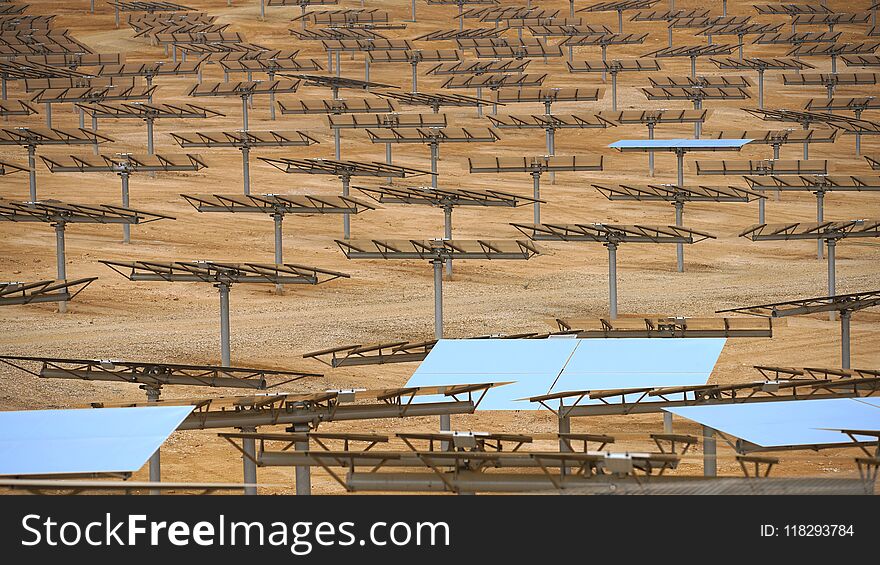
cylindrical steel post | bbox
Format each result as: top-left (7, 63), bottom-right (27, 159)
top-left (690, 56), bottom-right (696, 78)
top-left (46, 102), bottom-right (52, 128)
top-left (816, 191), bottom-right (824, 260)
top-left (840, 310), bottom-right (851, 370)
top-left (334, 128), bottom-right (341, 159)
top-left (79, 108), bottom-right (84, 129)
top-left (28, 145), bottom-right (37, 202)
top-left (439, 414), bottom-right (450, 435)
top-left (241, 97), bottom-right (249, 131)
top-left (433, 260), bottom-right (443, 339)
top-left (121, 172), bottom-right (131, 244)
top-left (668, 26), bottom-right (673, 47)
top-left (444, 206), bottom-right (453, 278)
top-left (617, 10), bottom-right (623, 33)
top-left (663, 412), bottom-right (673, 433)
top-left (336, 51), bottom-right (341, 78)
top-left (410, 0), bottom-right (416, 21)
top-left (476, 87), bottom-right (483, 116)
top-left (827, 238), bottom-right (837, 321)
top-left (260, 0), bottom-right (265, 19)
top-left (648, 123), bottom-right (655, 176)
top-left (532, 172), bottom-right (541, 224)
top-left (219, 283), bottom-right (231, 367)
top-left (694, 100), bottom-right (702, 138)
top-left (241, 425), bottom-right (257, 496)
top-left (703, 425), bottom-right (717, 477)
top-left (676, 150), bottom-right (684, 187)
top-left (570, 0), bottom-right (575, 18)
top-left (54, 223), bottom-right (66, 280)
top-left (342, 175), bottom-right (351, 239)
top-left (611, 72), bottom-right (618, 112)
top-left (269, 76), bottom-right (276, 121)
top-left (758, 69), bottom-right (764, 109)
top-left (274, 214), bottom-right (284, 294)
top-left (364, 57), bottom-right (370, 86)
top-left (758, 197), bottom-right (765, 224)
top-left (146, 118), bottom-right (154, 155)
top-left (607, 242), bottom-right (618, 319)
top-left (674, 201), bottom-right (684, 273)
top-left (147, 386), bottom-right (161, 494)
top-left (558, 414), bottom-right (571, 452)
top-left (241, 146), bottom-right (250, 195)
top-left (412, 62), bottom-right (418, 93)
top-left (292, 424), bottom-right (311, 495)
top-left (430, 142), bottom-right (439, 188)
top-left (601, 44), bottom-right (607, 81)
top-left (459, 3), bottom-right (464, 31)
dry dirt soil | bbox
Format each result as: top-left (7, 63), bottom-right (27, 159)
top-left (1, 0), bottom-right (879, 494)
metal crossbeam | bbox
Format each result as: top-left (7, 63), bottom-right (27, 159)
top-left (0, 278), bottom-right (95, 306)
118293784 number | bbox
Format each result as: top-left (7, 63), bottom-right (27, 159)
top-left (783, 525), bottom-right (854, 537)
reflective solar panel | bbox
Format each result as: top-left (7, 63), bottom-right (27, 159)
top-left (406, 339), bottom-right (577, 409)
top-left (550, 338), bottom-right (725, 392)
top-left (609, 139), bottom-right (752, 150)
top-left (406, 338), bottom-right (725, 410)
top-left (0, 406), bottom-right (193, 476)
top-left (666, 399), bottom-right (880, 448)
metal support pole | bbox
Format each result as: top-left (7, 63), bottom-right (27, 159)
top-left (674, 201), bottom-right (684, 273)
top-left (241, 146), bottom-right (250, 195)
top-left (648, 123), bottom-right (655, 176)
top-left (738, 35), bottom-right (744, 60)
top-left (411, 62), bottom-right (418, 93)
top-left (690, 56), bottom-right (696, 79)
top-left (459, 3), bottom-right (464, 31)
top-left (803, 122), bottom-right (809, 159)
top-left (476, 87), bottom-right (483, 116)
top-left (601, 44), bottom-right (607, 81)
top-left (274, 214), bottom-right (284, 294)
top-left (45, 102), bottom-right (52, 128)
top-left (722, 0), bottom-right (727, 17)
top-left (146, 386), bottom-right (161, 494)
top-left (241, 425), bottom-right (257, 496)
top-left (532, 172), bottom-right (542, 224)
top-left (241, 96), bottom-right (249, 131)
top-left (607, 242), bottom-right (618, 319)
top-left (855, 109), bottom-right (863, 155)
top-left (260, 0), bottom-right (265, 19)
top-left (121, 172), bottom-right (131, 244)
top-left (292, 424), bottom-right (311, 495)
top-left (364, 57), bottom-right (370, 86)
top-left (1, 77), bottom-right (6, 100)
top-left (409, 0), bottom-right (417, 21)
top-left (816, 191), bottom-right (824, 260)
top-left (433, 259), bottom-right (443, 339)
top-left (92, 115), bottom-right (99, 155)
top-left (676, 149), bottom-right (684, 187)
top-left (79, 108), bottom-right (84, 129)
top-left (54, 222), bottom-right (66, 281)
top-left (336, 51), bottom-right (341, 78)
top-left (707, 34), bottom-right (713, 46)
top-left (28, 145), bottom-right (37, 202)
top-left (663, 412), bottom-right (673, 433)
top-left (334, 128), bottom-right (341, 159)
top-left (840, 310), bottom-right (851, 370)
top-left (146, 118), bottom-right (154, 155)
top-left (342, 175), bottom-right (351, 239)
top-left (268, 74), bottom-right (276, 121)
top-left (693, 100), bottom-right (702, 138)
top-left (758, 69), bottom-right (764, 109)
top-left (218, 283), bottom-right (231, 367)
top-left (827, 238), bottom-right (837, 321)
top-left (758, 194), bottom-right (765, 224)
top-left (444, 206), bottom-right (453, 278)
top-left (385, 142), bottom-right (393, 183)
top-left (439, 414), bottom-right (450, 434)
top-left (558, 413), bottom-right (571, 475)
top-left (617, 10), bottom-right (623, 33)
top-left (831, 55), bottom-right (837, 75)
top-left (611, 71), bottom-right (618, 112)
top-left (703, 425), bottom-right (717, 477)
top-left (570, 0), bottom-right (575, 18)
top-left (668, 26), bottom-right (673, 48)
top-left (430, 142), bottom-right (439, 188)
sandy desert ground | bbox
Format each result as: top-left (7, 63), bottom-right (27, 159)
top-left (1, 0), bottom-right (879, 493)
